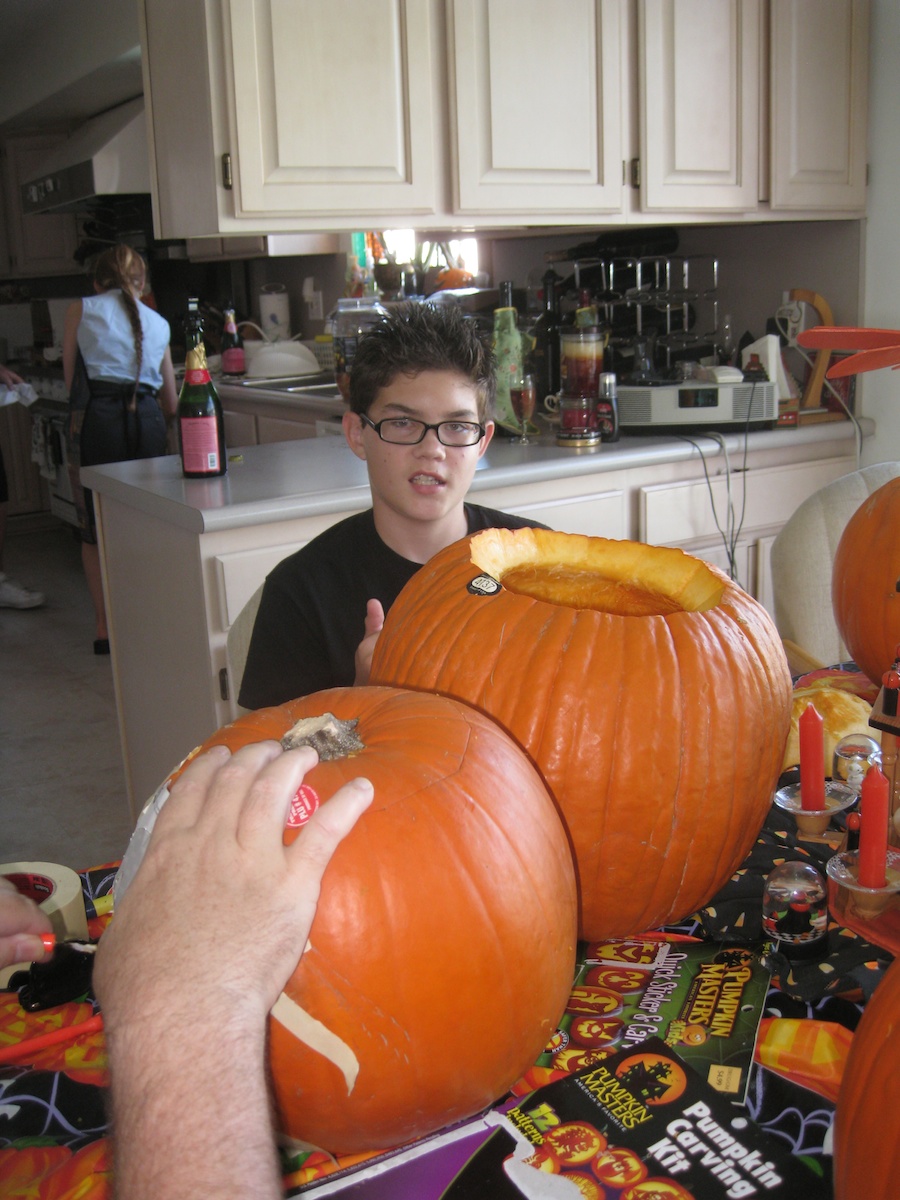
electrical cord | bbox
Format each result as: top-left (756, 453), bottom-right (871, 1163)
top-left (675, 373), bottom-right (761, 584)
top-left (676, 430), bottom-right (749, 583)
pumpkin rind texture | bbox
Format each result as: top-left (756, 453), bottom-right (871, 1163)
top-left (177, 685), bottom-right (578, 1154)
top-left (834, 955), bottom-right (900, 1200)
top-left (370, 529), bottom-right (792, 941)
top-left (832, 476), bottom-right (900, 686)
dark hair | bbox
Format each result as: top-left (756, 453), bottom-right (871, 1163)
top-left (93, 244), bottom-right (148, 393)
top-left (347, 302), bottom-right (496, 419)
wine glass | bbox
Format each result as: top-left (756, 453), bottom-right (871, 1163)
top-left (510, 373), bottom-right (537, 444)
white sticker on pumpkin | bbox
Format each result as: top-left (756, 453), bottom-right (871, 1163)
top-left (270, 991), bottom-right (360, 1095)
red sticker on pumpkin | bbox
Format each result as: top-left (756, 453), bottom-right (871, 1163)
top-left (287, 784), bottom-right (320, 828)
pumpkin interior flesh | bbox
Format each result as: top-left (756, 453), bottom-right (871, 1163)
top-left (500, 564), bottom-right (681, 616)
top-left (470, 528), bottom-right (726, 616)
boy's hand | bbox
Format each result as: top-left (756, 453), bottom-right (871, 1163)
top-left (354, 598), bottom-right (385, 685)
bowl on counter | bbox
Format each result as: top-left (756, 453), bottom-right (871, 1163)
top-left (243, 338), bottom-right (320, 378)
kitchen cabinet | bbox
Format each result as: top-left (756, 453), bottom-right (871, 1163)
top-left (140, 0), bottom-right (439, 238)
top-left (139, 0), bottom-right (868, 235)
top-left (637, 0), bottom-right (761, 212)
top-left (0, 137), bottom-right (80, 278)
top-left (0, 403), bottom-right (49, 516)
top-left (453, 0), bottom-right (869, 219)
top-left (218, 383), bottom-right (344, 446)
top-left (185, 233), bottom-right (350, 261)
top-left (447, 0), bottom-right (624, 215)
top-left (82, 420), bottom-right (866, 813)
top-left (768, 0), bottom-right (869, 211)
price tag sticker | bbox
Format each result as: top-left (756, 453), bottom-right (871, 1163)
top-left (287, 784), bottom-right (321, 829)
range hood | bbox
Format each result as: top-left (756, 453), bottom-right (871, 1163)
top-left (21, 97), bottom-right (150, 215)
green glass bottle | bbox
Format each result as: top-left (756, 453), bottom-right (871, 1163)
top-left (178, 298), bottom-right (226, 478)
top-left (492, 281), bottom-right (527, 436)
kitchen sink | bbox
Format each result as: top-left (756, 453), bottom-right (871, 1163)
top-left (235, 371), bottom-right (343, 401)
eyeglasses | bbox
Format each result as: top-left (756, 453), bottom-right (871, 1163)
top-left (359, 414), bottom-right (486, 447)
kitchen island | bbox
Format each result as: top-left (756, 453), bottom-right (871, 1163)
top-left (83, 418), bottom-right (870, 817)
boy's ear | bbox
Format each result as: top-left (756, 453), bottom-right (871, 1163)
top-left (477, 420), bottom-right (495, 458)
top-left (343, 410), bottom-right (367, 460)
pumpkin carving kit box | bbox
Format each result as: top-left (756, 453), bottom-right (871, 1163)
top-left (516, 938), bottom-right (773, 1107)
top-left (437, 1037), bottom-right (828, 1199)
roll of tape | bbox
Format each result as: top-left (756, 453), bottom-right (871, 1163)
top-left (0, 861), bottom-right (89, 988)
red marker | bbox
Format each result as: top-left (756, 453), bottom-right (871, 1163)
top-left (37, 933), bottom-right (96, 955)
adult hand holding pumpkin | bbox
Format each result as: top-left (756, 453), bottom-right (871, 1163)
top-left (95, 741), bottom-right (373, 1027)
top-left (94, 741), bottom-right (373, 1200)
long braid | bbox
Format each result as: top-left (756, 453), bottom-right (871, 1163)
top-left (93, 244), bottom-right (146, 400)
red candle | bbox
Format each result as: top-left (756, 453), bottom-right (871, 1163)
top-left (858, 765), bottom-right (890, 889)
top-left (799, 702), bottom-right (826, 811)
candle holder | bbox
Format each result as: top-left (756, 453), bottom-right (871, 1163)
top-left (826, 848), bottom-right (900, 920)
top-left (773, 780), bottom-right (857, 835)
top-left (832, 734), bottom-right (882, 795)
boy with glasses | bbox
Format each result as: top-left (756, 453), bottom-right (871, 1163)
top-left (238, 303), bottom-right (546, 709)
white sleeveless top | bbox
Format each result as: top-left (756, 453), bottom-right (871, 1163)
top-left (77, 290), bottom-right (170, 391)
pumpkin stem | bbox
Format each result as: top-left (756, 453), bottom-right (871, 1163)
top-left (281, 713), bottom-right (365, 760)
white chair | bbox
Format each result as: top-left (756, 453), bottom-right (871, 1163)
top-left (226, 583), bottom-right (265, 713)
top-left (770, 462), bottom-right (900, 669)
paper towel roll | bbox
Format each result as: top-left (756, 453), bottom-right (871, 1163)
top-left (0, 861), bottom-right (89, 988)
top-left (259, 284), bottom-right (291, 341)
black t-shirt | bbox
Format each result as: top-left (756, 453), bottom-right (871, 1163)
top-left (238, 505), bottom-right (546, 709)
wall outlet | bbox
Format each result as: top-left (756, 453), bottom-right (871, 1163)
top-left (307, 290), bottom-right (324, 321)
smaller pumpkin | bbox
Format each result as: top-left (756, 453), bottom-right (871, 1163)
top-left (163, 685), bottom-right (578, 1154)
top-left (834, 955), bottom-right (900, 1199)
top-left (832, 475), bottom-right (900, 686)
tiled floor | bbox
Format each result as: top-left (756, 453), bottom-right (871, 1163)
top-left (0, 520), bottom-right (136, 871)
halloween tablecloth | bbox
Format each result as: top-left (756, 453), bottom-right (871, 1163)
top-left (0, 662), bottom-right (893, 1198)
top-left (0, 849), bottom-right (891, 1199)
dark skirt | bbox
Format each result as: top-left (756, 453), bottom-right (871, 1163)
top-left (68, 355), bottom-right (168, 544)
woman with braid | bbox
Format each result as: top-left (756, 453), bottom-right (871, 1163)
top-left (63, 245), bottom-right (177, 653)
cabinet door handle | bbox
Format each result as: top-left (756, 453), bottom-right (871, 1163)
top-left (221, 153), bottom-right (233, 190)
top-left (219, 666), bottom-right (229, 701)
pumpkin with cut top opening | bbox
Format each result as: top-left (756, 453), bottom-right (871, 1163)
top-left (370, 528), bottom-right (792, 939)
top-left (168, 685), bottom-right (577, 1154)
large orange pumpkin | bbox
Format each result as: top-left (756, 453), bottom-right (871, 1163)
top-left (370, 529), bottom-right (792, 940)
top-left (832, 475), bottom-right (900, 686)
top-left (833, 954), bottom-right (900, 1199)
top-left (171, 685), bottom-right (577, 1154)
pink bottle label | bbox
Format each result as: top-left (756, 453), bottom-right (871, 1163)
top-left (222, 346), bottom-right (245, 373)
top-left (180, 416), bottom-right (220, 473)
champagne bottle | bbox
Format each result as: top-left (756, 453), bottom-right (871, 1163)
top-left (178, 298), bottom-right (226, 478)
top-left (220, 302), bottom-right (245, 376)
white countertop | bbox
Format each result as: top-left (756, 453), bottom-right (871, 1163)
top-left (80, 418), bottom-right (871, 535)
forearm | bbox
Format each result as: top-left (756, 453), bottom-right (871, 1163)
top-left (105, 1011), bottom-right (283, 1200)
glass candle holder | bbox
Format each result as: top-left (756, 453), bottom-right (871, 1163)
top-left (773, 780), bottom-right (856, 835)
top-left (832, 734), bottom-right (882, 795)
